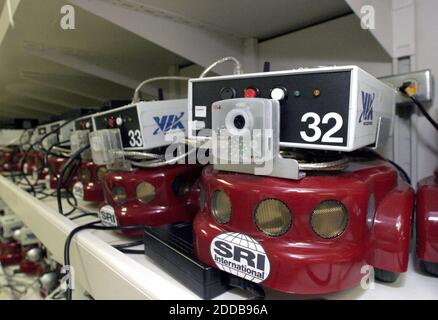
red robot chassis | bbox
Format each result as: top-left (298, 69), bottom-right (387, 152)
top-left (416, 169), bottom-right (438, 276)
top-left (0, 151), bottom-right (13, 172)
top-left (24, 152), bottom-right (47, 179)
top-left (74, 161), bottom-right (107, 203)
top-left (45, 156), bottom-right (77, 190)
top-left (0, 150), bottom-right (23, 173)
top-left (0, 240), bottom-right (22, 265)
top-left (193, 160), bottom-right (414, 294)
top-left (100, 164), bottom-right (203, 230)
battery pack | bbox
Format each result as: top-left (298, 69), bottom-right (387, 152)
top-left (143, 223), bottom-right (230, 299)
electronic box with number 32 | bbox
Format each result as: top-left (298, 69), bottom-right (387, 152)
top-left (189, 65), bottom-right (395, 152)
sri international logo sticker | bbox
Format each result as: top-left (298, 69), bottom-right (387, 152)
top-left (99, 205), bottom-right (118, 227)
top-left (72, 182), bottom-right (84, 200)
top-left (210, 232), bottom-right (270, 283)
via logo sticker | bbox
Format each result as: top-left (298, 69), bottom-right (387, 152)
top-left (153, 112), bottom-right (185, 135)
top-left (359, 91), bottom-right (375, 126)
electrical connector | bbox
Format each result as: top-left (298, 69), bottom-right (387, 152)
top-left (89, 129), bottom-right (128, 169)
top-left (71, 131), bottom-right (91, 160)
top-left (399, 81), bottom-right (418, 97)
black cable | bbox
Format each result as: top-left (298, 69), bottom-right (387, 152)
top-left (44, 139), bottom-right (70, 176)
top-left (367, 149), bottom-right (412, 185)
top-left (63, 221), bottom-right (100, 300)
top-left (37, 139), bottom-right (73, 205)
top-left (18, 148), bottom-right (36, 196)
top-left (12, 129), bottom-right (30, 149)
top-left (112, 240), bottom-right (145, 254)
top-left (116, 248), bottom-right (145, 254)
top-left (40, 139), bottom-right (71, 192)
top-left (399, 86), bottom-right (438, 131)
top-left (64, 222), bottom-right (146, 300)
top-left (34, 149), bottom-right (80, 209)
top-left (58, 186), bottom-right (78, 216)
top-left (18, 147), bottom-right (42, 195)
top-left (5, 172), bottom-right (25, 178)
top-left (112, 240), bottom-right (144, 250)
top-left (51, 289), bottom-right (67, 300)
top-left (29, 160), bottom-right (51, 193)
top-left (70, 212), bottom-right (98, 221)
top-left (19, 117), bottom-right (77, 195)
top-left (60, 193), bottom-right (77, 217)
top-left (63, 191), bottom-right (79, 217)
top-left (387, 159), bottom-right (411, 185)
top-left (38, 118), bottom-right (76, 151)
top-left (18, 141), bottom-right (45, 195)
top-left (56, 145), bottom-right (89, 216)
top-left (64, 159), bottom-right (81, 188)
top-left (36, 192), bottom-right (56, 200)
top-left (62, 160), bottom-right (82, 216)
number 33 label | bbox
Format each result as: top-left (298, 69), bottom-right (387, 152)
top-left (128, 129), bottom-right (143, 147)
top-left (300, 112), bottom-right (344, 144)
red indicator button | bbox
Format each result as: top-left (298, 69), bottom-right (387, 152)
top-left (107, 118), bottom-right (116, 128)
top-left (244, 87), bottom-right (258, 98)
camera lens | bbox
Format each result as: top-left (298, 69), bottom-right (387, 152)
top-left (233, 115), bottom-right (246, 130)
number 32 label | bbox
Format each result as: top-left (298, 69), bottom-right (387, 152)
top-left (300, 112), bottom-right (344, 144)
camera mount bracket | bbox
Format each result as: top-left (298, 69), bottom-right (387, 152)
top-left (212, 98), bottom-right (304, 180)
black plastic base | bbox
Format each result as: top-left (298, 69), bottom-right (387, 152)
top-left (144, 223), bottom-right (230, 299)
top-left (374, 268), bottom-right (400, 283)
top-left (420, 260), bottom-right (438, 277)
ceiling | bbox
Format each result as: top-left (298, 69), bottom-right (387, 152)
top-left (0, 0), bottom-right (353, 121)
top-left (0, 0), bottom-right (192, 121)
top-left (133, 0), bottom-right (352, 40)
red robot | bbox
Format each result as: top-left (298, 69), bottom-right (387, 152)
top-left (99, 164), bottom-right (203, 232)
top-left (31, 152), bottom-right (48, 180)
top-left (19, 258), bottom-right (39, 274)
top-left (0, 241), bottom-right (22, 265)
top-left (0, 151), bottom-right (12, 172)
top-left (44, 156), bottom-right (77, 190)
top-left (73, 161), bottom-right (107, 203)
top-left (20, 151), bottom-right (46, 179)
top-left (416, 168), bottom-right (438, 276)
top-left (193, 160), bottom-right (414, 294)
top-left (22, 151), bottom-right (38, 176)
top-left (1, 150), bottom-right (22, 173)
top-left (17, 246), bottom-right (44, 274)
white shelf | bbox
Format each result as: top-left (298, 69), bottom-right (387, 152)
top-left (1, 175), bottom-right (438, 300)
top-left (0, 175), bottom-right (248, 300)
top-left (0, 264), bottom-right (42, 300)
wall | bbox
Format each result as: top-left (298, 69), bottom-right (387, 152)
top-left (258, 13), bottom-right (395, 158)
top-left (258, 14), bottom-right (393, 77)
top-left (181, 14), bottom-right (394, 78)
top-left (414, 0), bottom-right (438, 180)
top-left (181, 8), bottom-right (438, 182)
